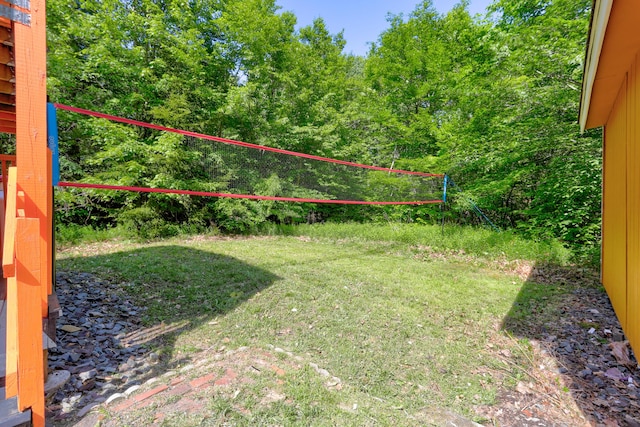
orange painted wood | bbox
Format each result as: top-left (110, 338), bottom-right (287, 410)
top-left (0, 111), bottom-right (16, 121)
top-left (0, 27), bottom-right (10, 43)
top-left (14, 0), bottom-right (50, 319)
top-left (626, 54), bottom-right (640, 355)
top-left (0, 167), bottom-right (4, 254)
top-left (5, 274), bottom-right (17, 398)
top-left (0, 45), bottom-right (11, 65)
top-left (0, 93), bottom-right (15, 105)
top-left (2, 166), bottom-right (16, 278)
top-left (46, 148), bottom-right (52, 294)
top-left (602, 79), bottom-right (628, 327)
top-left (0, 80), bottom-right (14, 94)
top-left (15, 217), bottom-right (45, 426)
top-left (0, 65), bottom-right (13, 81)
top-left (4, 165), bottom-right (17, 398)
top-left (0, 154), bottom-right (17, 199)
top-left (0, 155), bottom-right (16, 198)
top-left (0, 119), bottom-right (16, 130)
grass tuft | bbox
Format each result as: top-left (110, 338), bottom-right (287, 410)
top-left (269, 222), bottom-right (571, 264)
top-left (56, 223), bottom-right (585, 424)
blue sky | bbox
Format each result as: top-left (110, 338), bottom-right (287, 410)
top-left (276, 0), bottom-right (494, 56)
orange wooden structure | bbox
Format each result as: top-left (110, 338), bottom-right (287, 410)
top-left (0, 0), bottom-right (52, 426)
top-left (580, 0), bottom-right (640, 358)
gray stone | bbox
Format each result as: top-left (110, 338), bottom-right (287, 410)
top-left (105, 393), bottom-right (127, 405)
top-left (124, 385), bottom-right (141, 396)
top-left (78, 369), bottom-right (98, 382)
top-left (45, 370), bottom-right (71, 395)
top-left (580, 368), bottom-right (593, 377)
top-left (76, 402), bottom-right (99, 418)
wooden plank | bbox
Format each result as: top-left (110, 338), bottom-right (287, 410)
top-left (15, 0), bottom-right (49, 317)
top-left (0, 155), bottom-right (15, 197)
top-left (0, 121), bottom-right (15, 134)
top-left (0, 27), bottom-right (11, 44)
top-left (2, 166), bottom-right (16, 400)
top-left (0, 45), bottom-right (10, 65)
top-left (0, 396), bottom-right (31, 427)
top-left (0, 80), bottom-right (13, 95)
top-left (15, 218), bottom-right (44, 426)
top-left (0, 65), bottom-right (13, 82)
top-left (4, 275), bottom-right (16, 398)
top-left (0, 154), bottom-right (16, 163)
top-left (46, 149), bottom-right (51, 295)
top-left (2, 166), bottom-right (16, 278)
top-left (0, 94), bottom-right (15, 106)
top-left (13, 0), bottom-right (49, 423)
top-left (0, 167), bottom-right (4, 259)
top-left (0, 111), bottom-right (15, 121)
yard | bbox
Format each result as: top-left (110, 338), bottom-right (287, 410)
top-left (52, 224), bottom-right (624, 426)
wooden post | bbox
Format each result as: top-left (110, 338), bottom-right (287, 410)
top-left (15, 217), bottom-right (44, 426)
top-left (14, 0), bottom-right (50, 318)
top-left (12, 0), bottom-right (50, 424)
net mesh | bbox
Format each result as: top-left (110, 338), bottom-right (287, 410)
top-left (55, 104), bottom-right (444, 205)
top-left (185, 136), bottom-right (442, 204)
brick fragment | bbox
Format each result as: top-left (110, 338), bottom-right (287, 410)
top-left (271, 365), bottom-right (286, 376)
top-left (134, 384), bottom-right (169, 402)
top-left (189, 373), bottom-right (217, 389)
top-left (166, 382), bottom-right (192, 397)
top-left (214, 377), bottom-right (230, 386)
top-left (111, 398), bottom-right (136, 412)
top-left (170, 376), bottom-right (184, 386)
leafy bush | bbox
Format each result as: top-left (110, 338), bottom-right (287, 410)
top-left (119, 207), bottom-right (180, 239)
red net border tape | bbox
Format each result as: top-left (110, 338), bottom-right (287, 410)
top-left (58, 182), bottom-right (443, 206)
top-left (54, 104), bottom-right (444, 179)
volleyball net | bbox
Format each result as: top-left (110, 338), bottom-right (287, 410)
top-left (53, 104), bottom-right (445, 206)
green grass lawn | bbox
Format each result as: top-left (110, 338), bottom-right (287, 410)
top-left (57, 224), bottom-right (575, 425)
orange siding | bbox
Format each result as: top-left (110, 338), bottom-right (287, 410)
top-left (602, 76), bottom-right (628, 327)
top-left (627, 54), bottom-right (640, 352)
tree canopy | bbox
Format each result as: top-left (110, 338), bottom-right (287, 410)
top-left (47, 0), bottom-right (601, 256)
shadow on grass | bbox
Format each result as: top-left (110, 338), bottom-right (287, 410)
top-left (500, 263), bottom-right (638, 425)
top-left (56, 244), bottom-right (280, 371)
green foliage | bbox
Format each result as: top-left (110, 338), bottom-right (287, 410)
top-left (119, 207), bottom-right (180, 239)
top-left (47, 0), bottom-right (602, 257)
top-left (55, 224), bottom-right (124, 246)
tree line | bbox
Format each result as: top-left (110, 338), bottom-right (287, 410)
top-left (46, 0), bottom-right (601, 257)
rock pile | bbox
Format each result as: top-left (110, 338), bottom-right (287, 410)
top-left (47, 271), bottom-right (159, 423)
top-left (546, 286), bottom-right (640, 426)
